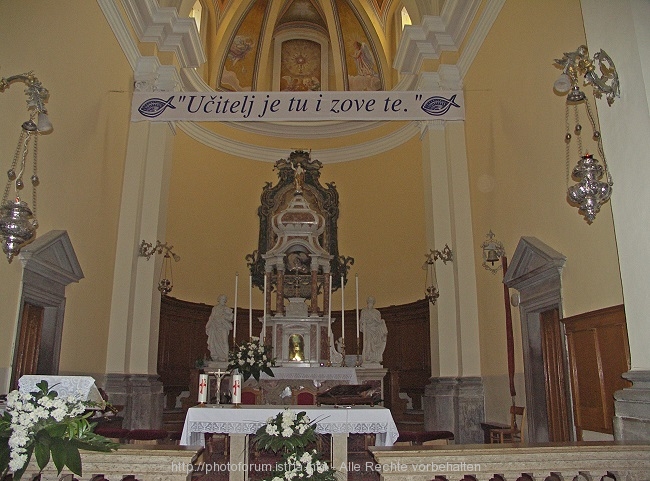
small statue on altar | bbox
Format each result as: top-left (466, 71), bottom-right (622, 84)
top-left (288, 333), bottom-right (305, 361)
top-left (291, 161), bottom-right (305, 194)
top-left (206, 294), bottom-right (234, 362)
top-left (360, 296), bottom-right (387, 365)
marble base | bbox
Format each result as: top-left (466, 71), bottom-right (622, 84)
top-left (104, 373), bottom-right (164, 429)
top-left (614, 369), bottom-right (650, 441)
top-left (423, 376), bottom-right (484, 444)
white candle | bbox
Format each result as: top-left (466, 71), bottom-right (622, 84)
top-left (328, 274), bottom-right (332, 339)
top-left (198, 374), bottom-right (208, 403)
top-left (341, 276), bottom-right (345, 340)
top-left (355, 274), bottom-right (360, 339)
top-left (233, 273), bottom-right (238, 343)
top-left (262, 274), bottom-right (267, 340)
top-left (249, 275), bottom-right (253, 338)
top-left (231, 373), bottom-right (242, 404)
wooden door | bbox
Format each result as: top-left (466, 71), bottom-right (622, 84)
top-left (540, 308), bottom-right (571, 441)
top-left (562, 305), bottom-right (631, 439)
top-left (12, 302), bottom-right (44, 389)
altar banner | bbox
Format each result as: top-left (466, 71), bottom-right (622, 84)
top-left (130, 90), bottom-right (464, 122)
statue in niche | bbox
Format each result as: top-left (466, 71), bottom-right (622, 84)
top-left (291, 160), bottom-right (305, 193)
top-left (360, 296), bottom-right (387, 364)
top-left (206, 295), bottom-right (234, 362)
top-left (289, 334), bottom-right (305, 361)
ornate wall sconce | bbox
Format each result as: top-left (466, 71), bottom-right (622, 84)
top-left (553, 45), bottom-right (619, 223)
top-left (423, 244), bottom-right (453, 305)
top-left (480, 230), bottom-right (505, 274)
top-left (138, 240), bottom-right (180, 296)
top-left (0, 71), bottom-right (53, 262)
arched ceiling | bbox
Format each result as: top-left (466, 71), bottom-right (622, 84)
top-left (102, 0), bottom-right (501, 161)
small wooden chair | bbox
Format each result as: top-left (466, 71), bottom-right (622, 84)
top-left (489, 405), bottom-right (525, 443)
top-left (292, 387), bottom-right (317, 405)
top-left (241, 387), bottom-right (262, 405)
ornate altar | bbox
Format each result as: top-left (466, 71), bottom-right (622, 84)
top-left (246, 151), bottom-right (354, 365)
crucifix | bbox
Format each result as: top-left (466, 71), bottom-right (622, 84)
top-left (208, 369), bottom-right (228, 405)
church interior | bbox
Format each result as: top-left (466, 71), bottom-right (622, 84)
top-left (1, 0), bottom-right (650, 478)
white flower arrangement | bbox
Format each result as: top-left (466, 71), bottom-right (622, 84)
top-left (0, 381), bottom-right (117, 481)
top-left (254, 409), bottom-right (316, 452)
top-left (269, 450), bottom-right (335, 481)
top-left (227, 337), bottom-right (276, 381)
top-left (253, 409), bottom-right (336, 481)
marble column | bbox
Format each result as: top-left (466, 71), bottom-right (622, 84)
top-left (417, 67), bottom-right (484, 442)
top-left (103, 58), bottom-right (176, 429)
top-left (581, 0), bottom-right (650, 440)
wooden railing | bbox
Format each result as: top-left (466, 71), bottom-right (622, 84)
top-left (22, 445), bottom-right (197, 481)
top-left (369, 442), bottom-right (650, 481)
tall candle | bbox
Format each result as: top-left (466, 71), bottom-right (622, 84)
top-left (231, 373), bottom-right (242, 404)
top-left (198, 373), bottom-right (208, 403)
top-left (262, 274), bottom-right (267, 340)
top-left (328, 274), bottom-right (332, 339)
top-left (341, 276), bottom-right (345, 340)
top-left (249, 275), bottom-right (253, 338)
top-left (355, 274), bottom-right (360, 339)
top-left (233, 273), bottom-right (238, 343)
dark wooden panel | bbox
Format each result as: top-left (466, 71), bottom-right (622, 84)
top-left (540, 308), bottom-right (571, 442)
top-left (562, 304), bottom-right (631, 437)
top-left (158, 296), bottom-right (266, 391)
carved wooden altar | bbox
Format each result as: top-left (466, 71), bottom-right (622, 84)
top-left (246, 151), bottom-right (354, 365)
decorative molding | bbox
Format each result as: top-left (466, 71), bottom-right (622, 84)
top-left (134, 57), bottom-right (182, 92)
top-left (96, 0), bottom-right (140, 70)
top-left (19, 230), bottom-right (84, 286)
top-left (98, 0), bottom-right (497, 158)
top-left (177, 120), bottom-right (420, 163)
top-left (457, 0), bottom-right (506, 78)
top-left (121, 0), bottom-right (206, 68)
top-left (441, 0), bottom-right (483, 48)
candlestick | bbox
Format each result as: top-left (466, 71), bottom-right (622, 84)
top-left (263, 274), bottom-right (267, 341)
top-left (341, 275), bottom-right (345, 340)
top-left (231, 373), bottom-right (242, 405)
top-left (355, 273), bottom-right (360, 340)
top-left (327, 274), bottom-right (332, 367)
top-left (249, 275), bottom-right (253, 338)
top-left (198, 373), bottom-right (208, 404)
top-left (233, 273), bottom-right (238, 343)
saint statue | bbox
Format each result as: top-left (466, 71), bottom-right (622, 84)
top-left (291, 161), bottom-right (305, 194)
top-left (360, 296), bottom-right (387, 365)
top-left (206, 294), bottom-right (234, 362)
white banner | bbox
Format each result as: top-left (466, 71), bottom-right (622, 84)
top-left (130, 90), bottom-right (464, 122)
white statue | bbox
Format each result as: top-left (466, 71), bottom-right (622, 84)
top-left (206, 294), bottom-right (233, 362)
top-left (360, 296), bottom-right (387, 365)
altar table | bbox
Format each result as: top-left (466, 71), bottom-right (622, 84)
top-left (180, 405), bottom-right (398, 481)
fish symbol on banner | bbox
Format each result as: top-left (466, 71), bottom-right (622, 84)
top-left (138, 96), bottom-right (176, 118)
top-left (420, 94), bottom-right (460, 116)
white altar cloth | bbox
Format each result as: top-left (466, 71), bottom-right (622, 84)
top-left (180, 404), bottom-right (398, 447)
top-left (258, 367), bottom-right (358, 383)
top-left (18, 375), bottom-right (103, 403)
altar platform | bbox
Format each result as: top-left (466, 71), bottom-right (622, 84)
top-left (191, 366), bottom-right (386, 406)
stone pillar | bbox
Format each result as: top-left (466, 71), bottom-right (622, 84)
top-left (581, 0), bottom-right (650, 440)
top-left (424, 377), bottom-right (484, 444)
top-left (103, 58), bottom-right (177, 429)
top-left (418, 67), bottom-right (483, 442)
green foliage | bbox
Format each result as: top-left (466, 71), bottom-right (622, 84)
top-left (0, 381), bottom-right (118, 481)
top-left (253, 410), bottom-right (336, 481)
